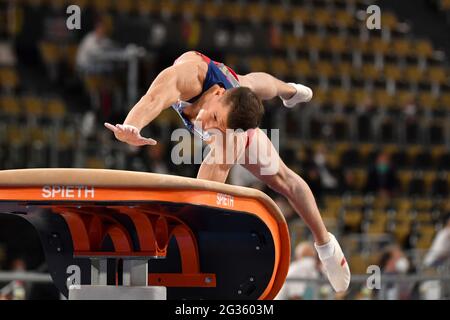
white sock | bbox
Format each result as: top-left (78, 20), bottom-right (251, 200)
top-left (314, 234), bottom-right (335, 260)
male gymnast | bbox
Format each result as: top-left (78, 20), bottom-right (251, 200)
top-left (105, 51), bottom-right (351, 292)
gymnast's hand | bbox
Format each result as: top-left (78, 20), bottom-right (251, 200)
top-left (104, 123), bottom-right (157, 146)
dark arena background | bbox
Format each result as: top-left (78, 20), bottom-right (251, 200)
top-left (0, 0), bottom-right (449, 301)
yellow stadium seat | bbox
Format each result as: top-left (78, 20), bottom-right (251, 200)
top-left (291, 7), bottom-right (310, 24)
top-left (414, 226), bottom-right (435, 249)
top-left (384, 64), bottom-right (403, 81)
top-left (0, 68), bottom-right (19, 90)
top-left (397, 170), bottom-right (414, 193)
top-left (310, 87), bottom-right (328, 105)
top-left (396, 90), bottom-right (415, 106)
top-left (328, 36), bottom-right (347, 55)
top-left (351, 38), bottom-right (370, 55)
top-left (423, 172), bottom-right (437, 194)
top-left (392, 39), bottom-right (412, 58)
top-left (381, 12), bottom-right (398, 30)
top-left (372, 210), bottom-right (389, 224)
top-left (202, 1), bottom-right (220, 20)
top-left (269, 57), bottom-right (289, 79)
top-left (23, 96), bottom-right (44, 117)
top-left (418, 92), bottom-right (438, 110)
top-left (337, 62), bottom-right (353, 78)
top-left (7, 125), bottom-right (26, 146)
top-left (361, 64), bottom-right (381, 81)
top-left (428, 67), bottom-right (448, 85)
top-left (282, 33), bottom-right (301, 50)
top-left (349, 254), bottom-right (369, 274)
top-left (86, 157), bottom-right (106, 169)
top-left (316, 61), bottom-right (335, 79)
top-left (365, 221), bottom-right (386, 235)
top-left (441, 0), bottom-right (450, 10)
top-left (406, 144), bottom-right (423, 159)
top-left (334, 142), bottom-right (350, 156)
top-left (327, 153), bottom-right (342, 169)
top-left (324, 195), bottom-right (343, 211)
top-left (384, 143), bottom-right (400, 155)
top-left (343, 210), bottom-right (363, 230)
top-left (0, 96), bottom-right (20, 117)
top-left (248, 56), bottom-right (268, 73)
top-left (28, 127), bottom-right (47, 144)
top-left (63, 43), bottom-right (79, 73)
top-left (137, 0), bottom-right (154, 15)
top-left (83, 74), bottom-right (104, 93)
top-left (267, 4), bottom-right (288, 23)
top-left (352, 88), bottom-right (371, 106)
top-left (415, 40), bottom-right (434, 58)
top-left (225, 54), bottom-right (238, 70)
top-left (245, 3), bottom-right (265, 22)
top-left (415, 237), bottom-right (433, 250)
top-left (305, 34), bottom-right (325, 52)
top-left (71, 0), bottom-right (89, 9)
top-left (47, 98), bottom-right (67, 120)
top-left (222, 2), bottom-right (245, 21)
top-left (312, 9), bottom-right (333, 28)
top-left (372, 194), bottom-right (391, 210)
top-left (415, 197), bottom-right (434, 211)
top-left (393, 223), bottom-right (411, 244)
top-left (114, 0), bottom-right (135, 15)
top-left (431, 145), bottom-right (446, 162)
top-left (369, 38), bottom-right (390, 56)
top-left (293, 59), bottom-right (313, 78)
top-left (396, 198), bottom-right (413, 213)
top-left (58, 129), bottom-right (75, 149)
top-left (415, 212), bottom-right (433, 224)
top-left (92, 0), bottom-right (113, 12)
top-left (330, 88), bottom-right (350, 106)
top-left (334, 10), bottom-right (354, 29)
top-left (344, 195), bottom-right (365, 208)
top-left (395, 209), bottom-right (413, 224)
top-left (322, 208), bottom-right (339, 221)
top-left (39, 41), bottom-right (61, 65)
top-left (352, 169), bottom-right (368, 191)
top-left (359, 143), bottom-right (375, 162)
top-left (374, 89), bottom-right (394, 108)
top-left (404, 65), bottom-right (424, 83)
top-left (440, 92), bottom-right (450, 107)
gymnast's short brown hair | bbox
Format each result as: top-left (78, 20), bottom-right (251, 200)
top-left (225, 87), bottom-right (265, 131)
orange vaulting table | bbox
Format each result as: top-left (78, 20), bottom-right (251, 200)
top-left (0, 169), bottom-right (290, 300)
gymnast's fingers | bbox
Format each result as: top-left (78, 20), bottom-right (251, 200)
top-left (104, 122), bottom-right (118, 133)
top-left (138, 137), bottom-right (157, 146)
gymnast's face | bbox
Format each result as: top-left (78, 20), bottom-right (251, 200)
top-left (195, 86), bottom-right (230, 133)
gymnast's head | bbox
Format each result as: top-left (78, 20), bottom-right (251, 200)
top-left (195, 86), bottom-right (264, 133)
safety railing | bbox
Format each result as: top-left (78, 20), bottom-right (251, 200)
top-left (281, 274), bottom-right (450, 300)
top-left (1, 271), bottom-right (450, 300)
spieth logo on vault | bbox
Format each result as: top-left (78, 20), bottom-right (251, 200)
top-left (216, 193), bottom-right (234, 207)
top-left (42, 186), bottom-right (95, 199)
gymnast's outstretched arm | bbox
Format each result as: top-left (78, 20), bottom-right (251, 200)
top-left (105, 60), bottom-right (206, 146)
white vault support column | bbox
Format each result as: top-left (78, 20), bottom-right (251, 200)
top-left (68, 257), bottom-right (166, 300)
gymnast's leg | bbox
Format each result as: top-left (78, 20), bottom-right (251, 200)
top-left (238, 72), bottom-right (313, 107)
top-left (241, 129), bottom-right (350, 292)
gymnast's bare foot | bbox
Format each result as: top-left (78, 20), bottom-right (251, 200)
top-left (314, 232), bottom-right (351, 293)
